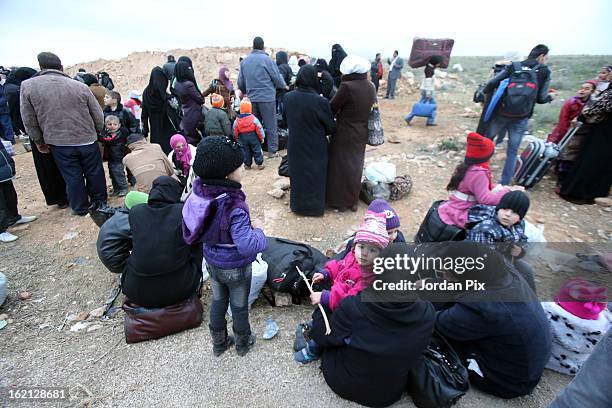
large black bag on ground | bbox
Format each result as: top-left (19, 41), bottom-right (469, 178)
top-left (406, 331), bottom-right (470, 408)
top-left (414, 201), bottom-right (465, 243)
top-left (262, 237), bottom-right (328, 296)
top-left (278, 155), bottom-right (289, 177)
top-left (262, 128), bottom-right (289, 152)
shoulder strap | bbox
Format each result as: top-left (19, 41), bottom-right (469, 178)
top-left (511, 61), bottom-right (523, 74)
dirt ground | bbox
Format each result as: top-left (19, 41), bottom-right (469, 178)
top-left (1, 89), bottom-right (609, 407)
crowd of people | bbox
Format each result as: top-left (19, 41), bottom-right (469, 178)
top-left (1, 38), bottom-right (611, 408)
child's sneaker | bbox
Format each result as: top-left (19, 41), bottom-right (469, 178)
top-left (257, 164), bottom-right (265, 170)
top-left (0, 232), bottom-right (18, 243)
top-left (293, 343), bottom-right (320, 364)
top-left (13, 215), bottom-right (37, 225)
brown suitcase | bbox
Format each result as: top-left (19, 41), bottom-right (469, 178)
top-left (408, 38), bottom-right (455, 69)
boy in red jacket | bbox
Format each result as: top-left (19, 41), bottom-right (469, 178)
top-left (232, 98), bottom-right (265, 170)
top-left (547, 80), bottom-right (596, 144)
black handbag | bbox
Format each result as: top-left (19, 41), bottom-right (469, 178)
top-left (278, 155), bottom-right (289, 177)
top-left (406, 331), bottom-right (469, 408)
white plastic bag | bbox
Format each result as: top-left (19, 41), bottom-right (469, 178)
top-left (0, 272), bottom-right (6, 306)
top-left (524, 221), bottom-right (547, 257)
top-left (365, 162), bottom-right (396, 183)
top-left (227, 253), bottom-right (268, 316)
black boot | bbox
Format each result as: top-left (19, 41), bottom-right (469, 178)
top-left (235, 333), bottom-right (256, 357)
top-left (210, 326), bottom-right (234, 357)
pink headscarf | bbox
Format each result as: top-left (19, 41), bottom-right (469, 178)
top-left (170, 134), bottom-right (192, 176)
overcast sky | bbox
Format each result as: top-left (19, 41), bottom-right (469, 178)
top-left (2, 0), bottom-right (611, 68)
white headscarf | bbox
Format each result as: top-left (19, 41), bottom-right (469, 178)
top-left (340, 55), bottom-right (370, 75)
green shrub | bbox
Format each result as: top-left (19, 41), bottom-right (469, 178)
top-left (438, 138), bottom-right (461, 151)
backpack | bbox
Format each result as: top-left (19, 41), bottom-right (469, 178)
top-left (499, 62), bottom-right (540, 118)
top-left (261, 237), bottom-right (328, 297)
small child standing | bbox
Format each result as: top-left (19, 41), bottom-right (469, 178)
top-left (182, 136), bottom-right (267, 357)
top-left (99, 115), bottom-right (129, 196)
top-left (103, 90), bottom-right (140, 134)
top-left (542, 278), bottom-right (611, 375)
top-left (294, 211), bottom-right (389, 363)
top-left (204, 93), bottom-right (232, 137)
top-left (466, 190), bottom-right (535, 291)
top-left (233, 98), bottom-right (265, 170)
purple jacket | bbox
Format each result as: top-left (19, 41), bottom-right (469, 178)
top-left (182, 179), bottom-right (267, 268)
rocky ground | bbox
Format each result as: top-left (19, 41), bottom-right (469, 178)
top-left (1, 77), bottom-right (611, 407)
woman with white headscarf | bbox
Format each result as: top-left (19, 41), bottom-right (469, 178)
top-left (326, 55), bottom-right (376, 212)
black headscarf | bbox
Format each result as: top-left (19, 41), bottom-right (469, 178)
top-left (5, 67), bottom-right (37, 85)
top-left (315, 58), bottom-right (329, 73)
top-left (177, 56), bottom-right (193, 68)
top-left (295, 65), bottom-right (319, 92)
top-left (143, 67), bottom-right (169, 112)
top-left (81, 73), bottom-right (98, 86)
top-left (148, 176), bottom-right (183, 207)
top-left (174, 60), bottom-right (200, 92)
top-left (329, 44), bottom-right (347, 74)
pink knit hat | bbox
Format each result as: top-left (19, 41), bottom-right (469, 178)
top-left (354, 211), bottom-right (390, 249)
top-left (556, 278), bottom-right (608, 320)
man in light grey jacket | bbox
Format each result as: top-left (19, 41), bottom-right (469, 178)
top-left (237, 37), bottom-right (288, 157)
top-left (385, 50), bottom-right (404, 100)
top-left (21, 52), bottom-right (107, 216)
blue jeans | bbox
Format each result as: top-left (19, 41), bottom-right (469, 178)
top-left (50, 143), bottom-right (108, 214)
top-left (486, 116), bottom-right (528, 185)
top-left (108, 161), bottom-right (128, 192)
top-left (0, 112), bottom-right (15, 143)
top-left (208, 263), bottom-right (252, 335)
top-left (405, 91), bottom-right (437, 125)
top-left (238, 133), bottom-right (264, 166)
top-left (252, 101), bottom-right (277, 154)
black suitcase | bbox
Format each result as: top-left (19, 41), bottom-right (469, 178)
top-left (513, 123), bottom-right (581, 189)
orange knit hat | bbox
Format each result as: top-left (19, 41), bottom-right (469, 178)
top-left (240, 98), bottom-right (252, 114)
top-left (211, 93), bottom-right (224, 108)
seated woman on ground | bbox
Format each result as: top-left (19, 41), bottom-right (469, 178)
top-left (433, 241), bottom-right (551, 399)
top-left (303, 242), bottom-right (436, 407)
top-left (97, 176), bottom-right (202, 308)
top-left (438, 132), bottom-right (522, 229)
top-left (294, 211), bottom-right (389, 363)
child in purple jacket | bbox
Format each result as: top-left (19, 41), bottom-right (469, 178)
top-left (182, 136), bottom-right (267, 357)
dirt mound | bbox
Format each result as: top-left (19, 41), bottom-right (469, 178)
top-left (65, 46), bottom-right (296, 97)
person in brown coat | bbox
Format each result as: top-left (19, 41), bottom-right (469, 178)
top-left (202, 66), bottom-right (235, 119)
top-left (326, 55), bottom-right (376, 212)
top-left (81, 73), bottom-right (106, 109)
top-left (122, 134), bottom-right (176, 193)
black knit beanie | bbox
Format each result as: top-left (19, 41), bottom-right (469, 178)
top-left (496, 191), bottom-right (530, 219)
top-left (193, 136), bottom-right (244, 179)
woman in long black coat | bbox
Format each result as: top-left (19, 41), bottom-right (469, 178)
top-left (283, 66), bottom-right (335, 216)
top-left (172, 61), bottom-right (204, 146)
top-left (5, 67), bottom-right (67, 207)
top-left (141, 67), bottom-right (180, 154)
top-left (328, 44), bottom-right (347, 88)
top-left (314, 59), bottom-right (336, 100)
top-left (309, 243), bottom-right (435, 407)
top-left (326, 56), bottom-right (376, 211)
top-left (560, 83), bottom-right (612, 202)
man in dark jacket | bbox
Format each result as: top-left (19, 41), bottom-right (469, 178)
top-left (434, 242), bottom-right (551, 399)
top-left (237, 36), bottom-right (288, 157)
top-left (309, 243), bottom-right (435, 407)
top-left (163, 55), bottom-right (176, 81)
top-left (370, 53), bottom-right (383, 92)
top-left (483, 44), bottom-right (555, 185)
top-left (98, 176), bottom-right (201, 308)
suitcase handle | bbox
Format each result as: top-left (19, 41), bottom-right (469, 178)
top-left (557, 122), bottom-right (582, 150)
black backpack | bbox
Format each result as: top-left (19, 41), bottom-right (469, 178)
top-left (499, 61), bottom-right (540, 118)
top-left (261, 237), bottom-right (328, 296)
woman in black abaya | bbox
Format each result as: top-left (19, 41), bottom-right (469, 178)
top-left (141, 67), bottom-right (180, 154)
top-left (283, 65), bottom-right (335, 216)
top-left (328, 44), bottom-right (347, 88)
top-left (5, 67), bottom-right (67, 207)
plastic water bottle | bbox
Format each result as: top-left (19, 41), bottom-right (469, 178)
top-left (262, 316), bottom-right (279, 340)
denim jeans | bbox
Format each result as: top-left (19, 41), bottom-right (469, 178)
top-left (0, 112), bottom-right (15, 143)
top-left (548, 330), bottom-right (612, 408)
top-left (51, 143), bottom-right (108, 214)
top-left (386, 76), bottom-right (398, 98)
top-left (405, 90), bottom-right (437, 125)
top-left (238, 133), bottom-right (264, 166)
top-left (108, 160), bottom-right (128, 192)
top-left (486, 116), bottom-right (529, 185)
top-left (208, 263), bottom-right (252, 335)
top-left (252, 101), bottom-right (277, 154)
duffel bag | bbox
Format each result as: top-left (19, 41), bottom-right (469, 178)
top-left (414, 201), bottom-right (465, 243)
top-left (262, 237), bottom-right (327, 296)
top-left (123, 295), bottom-right (203, 344)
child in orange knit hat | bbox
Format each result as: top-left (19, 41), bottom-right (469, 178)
top-left (233, 98), bottom-right (266, 170)
top-left (204, 93), bottom-right (232, 138)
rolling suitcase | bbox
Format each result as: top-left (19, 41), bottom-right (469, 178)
top-left (513, 123), bottom-right (581, 189)
top-left (408, 38), bottom-right (455, 69)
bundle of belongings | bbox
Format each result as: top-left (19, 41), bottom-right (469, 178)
top-left (360, 162), bottom-right (412, 204)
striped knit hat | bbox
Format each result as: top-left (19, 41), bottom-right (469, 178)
top-left (354, 211), bottom-right (390, 249)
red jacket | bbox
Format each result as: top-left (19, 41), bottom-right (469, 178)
top-left (547, 97), bottom-right (585, 143)
top-left (232, 113), bottom-right (265, 142)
